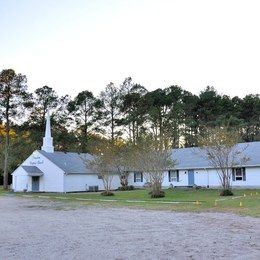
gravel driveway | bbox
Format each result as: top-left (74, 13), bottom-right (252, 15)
top-left (0, 196), bottom-right (259, 260)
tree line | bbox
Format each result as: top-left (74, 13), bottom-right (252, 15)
top-left (1, 68), bottom-right (260, 185)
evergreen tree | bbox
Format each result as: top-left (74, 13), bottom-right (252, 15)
top-left (68, 90), bottom-right (101, 152)
top-left (0, 69), bottom-right (31, 188)
top-left (119, 77), bottom-right (147, 143)
top-left (99, 82), bottom-right (121, 141)
top-left (26, 86), bottom-right (58, 149)
top-left (240, 94), bottom-right (260, 141)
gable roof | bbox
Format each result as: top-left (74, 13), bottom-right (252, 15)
top-left (38, 150), bottom-right (94, 174)
top-left (172, 141), bottom-right (260, 170)
top-left (38, 141), bottom-right (260, 173)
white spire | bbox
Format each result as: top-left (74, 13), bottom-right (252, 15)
top-left (41, 110), bottom-right (54, 153)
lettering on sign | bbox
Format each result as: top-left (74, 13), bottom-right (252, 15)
top-left (30, 155), bottom-right (44, 165)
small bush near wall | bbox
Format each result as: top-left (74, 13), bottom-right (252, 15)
top-left (149, 190), bottom-right (165, 198)
top-left (101, 191), bottom-right (114, 196)
top-left (118, 185), bottom-right (134, 191)
top-left (220, 189), bottom-right (234, 196)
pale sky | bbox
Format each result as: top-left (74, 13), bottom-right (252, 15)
top-left (1, 0), bottom-right (260, 98)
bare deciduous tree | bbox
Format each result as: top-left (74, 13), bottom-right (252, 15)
top-left (198, 127), bottom-right (249, 196)
top-left (88, 155), bottom-right (114, 196)
top-left (133, 136), bottom-right (175, 198)
top-left (86, 139), bottom-right (136, 194)
top-left (108, 140), bottom-right (137, 189)
top-left (85, 143), bottom-right (115, 196)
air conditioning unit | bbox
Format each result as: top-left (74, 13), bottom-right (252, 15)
top-left (89, 186), bottom-right (99, 192)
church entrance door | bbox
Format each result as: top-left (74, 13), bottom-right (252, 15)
top-left (32, 176), bottom-right (40, 191)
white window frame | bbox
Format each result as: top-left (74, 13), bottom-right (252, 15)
top-left (232, 167), bottom-right (246, 181)
top-left (134, 172), bottom-right (143, 182)
top-left (169, 170), bottom-right (179, 182)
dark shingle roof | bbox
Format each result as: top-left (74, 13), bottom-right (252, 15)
top-left (22, 166), bottom-right (43, 173)
top-left (38, 150), bottom-right (94, 174)
top-left (21, 166), bottom-right (43, 176)
top-left (172, 141), bottom-right (260, 169)
top-left (38, 141), bottom-right (260, 173)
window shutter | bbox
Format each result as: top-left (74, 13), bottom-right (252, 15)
top-left (134, 173), bottom-right (136, 182)
top-left (232, 169), bottom-right (235, 181)
top-left (242, 168), bottom-right (246, 181)
top-left (141, 172), bottom-right (143, 182)
top-left (177, 170), bottom-right (179, 182)
top-left (168, 171), bottom-right (171, 182)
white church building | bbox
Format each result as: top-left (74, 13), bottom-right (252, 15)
top-left (12, 112), bottom-right (260, 192)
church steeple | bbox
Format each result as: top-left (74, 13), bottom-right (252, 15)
top-left (41, 110), bottom-right (54, 153)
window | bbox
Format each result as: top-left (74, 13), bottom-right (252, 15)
top-left (97, 174), bottom-right (103, 179)
top-left (232, 168), bottom-right (246, 181)
top-left (134, 172), bottom-right (143, 182)
top-left (168, 170), bottom-right (179, 182)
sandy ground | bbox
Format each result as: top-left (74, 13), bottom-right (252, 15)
top-left (0, 196), bottom-right (259, 260)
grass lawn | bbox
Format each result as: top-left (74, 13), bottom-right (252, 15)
top-left (0, 187), bottom-right (9, 195)
top-left (3, 187), bottom-right (259, 217)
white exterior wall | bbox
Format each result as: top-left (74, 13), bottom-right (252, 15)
top-left (129, 171), bottom-right (189, 187)
top-left (165, 168), bottom-right (260, 188)
top-left (162, 170), bottom-right (188, 187)
top-left (12, 150), bottom-right (260, 192)
top-left (193, 168), bottom-right (260, 187)
top-left (193, 169), bottom-right (219, 187)
top-left (12, 151), bottom-right (64, 192)
top-left (64, 174), bottom-right (121, 192)
top-left (12, 168), bottom-right (29, 191)
top-left (128, 172), bottom-right (144, 187)
top-left (128, 171), bottom-right (187, 187)
top-left (129, 167), bottom-right (260, 188)
top-left (231, 167), bottom-right (260, 187)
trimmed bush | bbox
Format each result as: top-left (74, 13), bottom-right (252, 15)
top-left (101, 191), bottom-right (114, 196)
top-left (150, 190), bottom-right (165, 198)
top-left (118, 185), bottom-right (134, 191)
top-left (129, 185), bottom-right (134, 190)
top-left (220, 189), bottom-right (233, 196)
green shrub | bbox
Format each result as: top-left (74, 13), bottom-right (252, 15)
top-left (118, 185), bottom-right (134, 191)
top-left (150, 190), bottom-right (165, 198)
top-left (101, 191), bottom-right (114, 196)
top-left (128, 185), bottom-right (134, 190)
top-left (220, 189), bottom-right (233, 196)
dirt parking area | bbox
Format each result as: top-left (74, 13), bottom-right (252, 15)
top-left (0, 196), bottom-right (259, 260)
